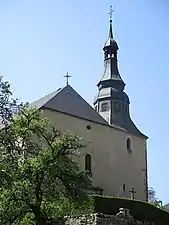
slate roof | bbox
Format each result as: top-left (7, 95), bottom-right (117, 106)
top-left (30, 85), bottom-right (147, 139)
top-left (111, 117), bottom-right (147, 139)
top-left (30, 85), bottom-right (109, 126)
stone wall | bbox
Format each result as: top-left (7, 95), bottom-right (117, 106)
top-left (65, 208), bottom-right (155, 225)
top-left (65, 213), bottom-right (153, 225)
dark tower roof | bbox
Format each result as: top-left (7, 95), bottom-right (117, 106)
top-left (103, 19), bottom-right (118, 51)
top-left (97, 19), bottom-right (125, 92)
top-left (94, 14), bottom-right (147, 139)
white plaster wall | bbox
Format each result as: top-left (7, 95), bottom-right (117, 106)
top-left (43, 109), bottom-right (147, 201)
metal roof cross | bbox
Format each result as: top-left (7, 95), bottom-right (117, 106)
top-left (64, 72), bottom-right (71, 86)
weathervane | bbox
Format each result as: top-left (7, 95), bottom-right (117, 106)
top-left (109, 5), bottom-right (114, 21)
top-left (64, 72), bottom-right (71, 86)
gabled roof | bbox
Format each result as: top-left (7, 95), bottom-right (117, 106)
top-left (30, 85), bottom-right (148, 139)
top-left (30, 85), bottom-right (109, 126)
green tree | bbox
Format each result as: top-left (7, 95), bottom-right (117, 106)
top-left (148, 187), bottom-right (163, 208)
top-left (148, 187), bottom-right (157, 202)
top-left (0, 77), bottom-right (91, 225)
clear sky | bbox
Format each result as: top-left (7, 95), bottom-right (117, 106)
top-left (0, 0), bottom-right (169, 203)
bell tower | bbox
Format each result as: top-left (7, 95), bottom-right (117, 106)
top-left (94, 8), bottom-right (144, 137)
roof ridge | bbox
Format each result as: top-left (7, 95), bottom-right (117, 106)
top-left (29, 86), bottom-right (66, 109)
top-left (67, 86), bottom-right (109, 125)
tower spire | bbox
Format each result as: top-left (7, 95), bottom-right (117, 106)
top-left (109, 19), bottom-right (113, 39)
top-left (98, 7), bottom-right (125, 91)
top-left (93, 6), bottom-right (146, 138)
top-left (94, 7), bottom-right (128, 126)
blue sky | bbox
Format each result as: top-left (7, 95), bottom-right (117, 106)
top-left (0, 0), bottom-right (169, 203)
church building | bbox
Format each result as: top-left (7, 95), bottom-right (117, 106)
top-left (31, 16), bottom-right (148, 201)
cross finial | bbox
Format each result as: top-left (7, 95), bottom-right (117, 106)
top-left (109, 5), bottom-right (114, 21)
top-left (129, 188), bottom-right (136, 200)
top-left (64, 72), bottom-right (71, 86)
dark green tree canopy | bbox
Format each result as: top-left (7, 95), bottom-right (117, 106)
top-left (0, 77), bottom-right (91, 225)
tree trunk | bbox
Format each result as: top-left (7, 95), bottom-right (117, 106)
top-left (35, 209), bottom-right (44, 225)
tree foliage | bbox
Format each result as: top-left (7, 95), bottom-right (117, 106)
top-left (148, 187), bottom-right (157, 203)
top-left (148, 187), bottom-right (163, 208)
top-left (0, 77), bottom-right (91, 225)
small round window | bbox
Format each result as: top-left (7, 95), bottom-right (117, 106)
top-left (86, 125), bottom-right (91, 130)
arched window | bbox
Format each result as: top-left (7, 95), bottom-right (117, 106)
top-left (122, 184), bottom-right (126, 192)
top-left (114, 101), bottom-right (121, 112)
top-left (127, 138), bottom-right (132, 152)
top-left (124, 104), bottom-right (128, 115)
top-left (85, 154), bottom-right (92, 175)
top-left (101, 102), bottom-right (108, 112)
